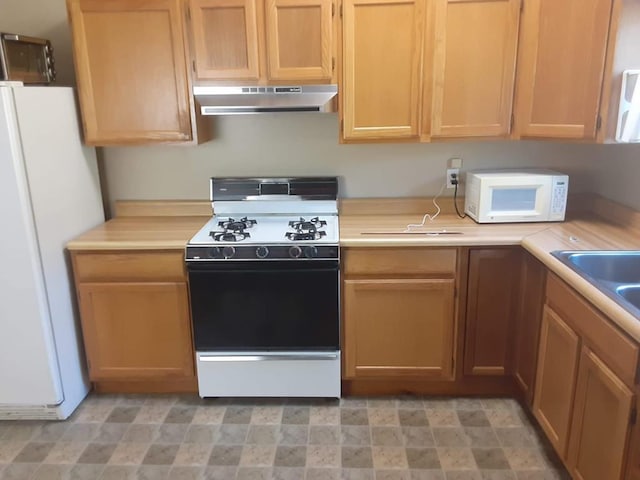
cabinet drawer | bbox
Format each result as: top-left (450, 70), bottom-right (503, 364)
top-left (546, 273), bottom-right (639, 387)
top-left (344, 248), bottom-right (457, 276)
top-left (73, 252), bottom-right (186, 282)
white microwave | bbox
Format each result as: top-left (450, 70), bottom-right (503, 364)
top-left (464, 169), bottom-right (568, 223)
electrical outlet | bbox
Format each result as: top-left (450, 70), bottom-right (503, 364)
top-left (448, 157), bottom-right (463, 169)
top-left (446, 168), bottom-right (460, 189)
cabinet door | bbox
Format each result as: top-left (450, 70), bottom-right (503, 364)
top-left (189, 0), bottom-right (262, 80)
top-left (513, 252), bottom-right (546, 406)
top-left (67, 0), bottom-right (192, 145)
top-left (533, 305), bottom-right (580, 458)
top-left (342, 0), bottom-right (425, 139)
top-left (343, 278), bottom-right (455, 379)
top-left (514, 0), bottom-right (614, 139)
top-left (78, 282), bottom-right (194, 380)
top-left (430, 0), bottom-right (520, 137)
top-left (265, 0), bottom-right (334, 81)
top-left (567, 347), bottom-right (634, 480)
top-left (464, 248), bottom-right (521, 376)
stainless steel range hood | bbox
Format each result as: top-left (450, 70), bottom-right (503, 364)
top-left (194, 85), bottom-right (338, 115)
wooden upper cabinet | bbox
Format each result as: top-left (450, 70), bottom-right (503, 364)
top-left (342, 0), bottom-right (425, 139)
top-left (568, 346), bottom-right (634, 480)
top-left (513, 0), bottom-right (614, 139)
top-left (189, 0), bottom-right (261, 80)
top-left (189, 0), bottom-right (335, 82)
top-left (429, 0), bottom-right (520, 138)
top-left (265, 0), bottom-right (334, 81)
top-left (67, 0), bottom-right (193, 145)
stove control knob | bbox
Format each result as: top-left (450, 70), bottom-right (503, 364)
top-left (255, 246), bottom-right (269, 259)
top-left (304, 246), bottom-right (318, 258)
top-left (222, 246), bottom-right (236, 259)
top-left (208, 247), bottom-right (222, 259)
top-left (289, 246), bottom-right (302, 258)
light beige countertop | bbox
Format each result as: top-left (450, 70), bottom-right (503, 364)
top-left (66, 216), bottom-right (209, 251)
top-left (339, 213), bottom-right (551, 247)
top-left (66, 198), bottom-right (640, 342)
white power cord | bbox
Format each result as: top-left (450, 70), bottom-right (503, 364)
top-left (404, 181), bottom-right (447, 232)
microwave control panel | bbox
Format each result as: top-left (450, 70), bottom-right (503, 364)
top-left (550, 177), bottom-right (569, 219)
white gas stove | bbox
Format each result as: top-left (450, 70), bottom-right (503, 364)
top-left (186, 177), bottom-right (341, 398)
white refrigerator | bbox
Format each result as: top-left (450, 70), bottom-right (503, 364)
top-left (0, 83), bottom-right (104, 419)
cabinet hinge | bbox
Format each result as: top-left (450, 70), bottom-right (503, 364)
top-left (332, 57), bottom-right (336, 72)
top-left (520, 0), bottom-right (523, 13)
top-left (186, 6), bottom-right (191, 20)
top-left (192, 60), bottom-right (196, 73)
top-left (332, 3), bottom-right (335, 17)
top-left (510, 113), bottom-right (515, 130)
top-left (631, 407), bottom-right (637, 426)
top-left (340, 4), bottom-right (343, 17)
top-left (596, 115), bottom-right (602, 131)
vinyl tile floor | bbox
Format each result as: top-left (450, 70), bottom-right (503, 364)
top-left (0, 395), bottom-right (570, 480)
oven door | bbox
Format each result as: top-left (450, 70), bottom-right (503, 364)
top-left (187, 260), bottom-right (340, 352)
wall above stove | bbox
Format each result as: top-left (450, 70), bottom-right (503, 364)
top-left (100, 114), bottom-right (614, 215)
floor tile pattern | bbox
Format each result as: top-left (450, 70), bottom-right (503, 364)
top-left (0, 395), bottom-right (570, 480)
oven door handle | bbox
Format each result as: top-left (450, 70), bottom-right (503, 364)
top-left (198, 353), bottom-right (339, 362)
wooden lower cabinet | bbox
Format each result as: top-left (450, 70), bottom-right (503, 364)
top-left (72, 251), bottom-right (196, 389)
top-left (342, 248), bottom-right (457, 382)
top-left (78, 282), bottom-right (193, 380)
top-left (533, 274), bottom-right (638, 479)
top-left (513, 252), bottom-right (546, 405)
top-left (343, 278), bottom-right (455, 379)
top-left (532, 305), bottom-right (580, 457)
top-left (464, 247), bottom-right (521, 376)
top-left (567, 346), bottom-right (634, 480)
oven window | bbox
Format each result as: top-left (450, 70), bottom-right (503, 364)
top-left (188, 261), bottom-right (339, 351)
top-left (491, 187), bottom-right (537, 212)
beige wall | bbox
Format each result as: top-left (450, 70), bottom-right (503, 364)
top-left (102, 114), bottom-right (604, 209)
top-left (591, 144), bottom-right (640, 209)
top-left (3, 0), bottom-right (640, 213)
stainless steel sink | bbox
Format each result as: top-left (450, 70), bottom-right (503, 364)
top-left (551, 251), bottom-right (640, 318)
top-left (616, 285), bottom-right (640, 311)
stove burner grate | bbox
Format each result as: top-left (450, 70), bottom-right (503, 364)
top-left (209, 231), bottom-right (251, 242)
top-left (218, 217), bottom-right (257, 231)
top-left (289, 216), bottom-right (327, 231)
top-left (285, 231), bottom-right (327, 241)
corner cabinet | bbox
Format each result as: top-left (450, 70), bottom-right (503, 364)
top-left (512, 251), bottom-right (546, 406)
top-left (463, 247), bottom-right (521, 376)
top-left (71, 251), bottom-right (196, 391)
top-left (533, 273), bottom-right (638, 479)
top-left (513, 0), bottom-right (614, 140)
top-left (341, 0), bottom-right (425, 140)
top-left (342, 248), bottom-right (457, 380)
top-left (67, 0), bottom-right (198, 145)
top-left (188, 0), bottom-right (336, 82)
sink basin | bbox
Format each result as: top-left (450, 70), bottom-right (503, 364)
top-left (554, 251), bottom-right (640, 284)
top-left (551, 250), bottom-right (640, 317)
top-left (616, 285), bottom-right (640, 311)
